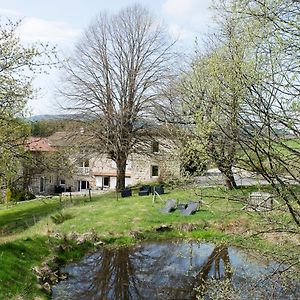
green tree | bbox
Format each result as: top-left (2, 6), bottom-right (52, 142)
top-left (0, 19), bottom-right (56, 193)
top-left (222, 0), bottom-right (300, 227)
top-left (168, 19), bottom-right (250, 189)
top-left (30, 119), bottom-right (72, 137)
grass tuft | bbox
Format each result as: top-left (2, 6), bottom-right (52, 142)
top-left (50, 211), bottom-right (73, 224)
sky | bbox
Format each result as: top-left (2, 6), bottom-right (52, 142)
top-left (0, 0), bottom-right (215, 115)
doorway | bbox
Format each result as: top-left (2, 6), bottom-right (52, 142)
top-left (78, 180), bottom-right (90, 191)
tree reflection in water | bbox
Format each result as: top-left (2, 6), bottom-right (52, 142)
top-left (74, 247), bottom-right (143, 299)
top-left (191, 245), bottom-right (233, 299)
top-left (54, 242), bottom-right (233, 299)
top-left (52, 241), bottom-right (299, 300)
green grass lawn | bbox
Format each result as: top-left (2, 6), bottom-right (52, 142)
top-left (0, 199), bottom-right (62, 237)
top-left (0, 185), bottom-right (298, 299)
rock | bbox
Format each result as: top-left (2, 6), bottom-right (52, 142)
top-left (76, 236), bottom-right (87, 245)
top-left (49, 272), bottom-right (59, 284)
top-left (76, 231), bottom-right (99, 244)
top-left (42, 282), bottom-right (51, 294)
top-left (32, 266), bottom-right (42, 277)
top-left (155, 224), bottom-right (172, 232)
top-left (58, 272), bottom-right (68, 281)
top-left (94, 241), bottom-right (104, 247)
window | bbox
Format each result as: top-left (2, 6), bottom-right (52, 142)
top-left (40, 177), bottom-right (46, 193)
top-left (103, 177), bottom-right (110, 187)
top-left (152, 141), bottom-right (159, 153)
top-left (78, 180), bottom-right (89, 191)
top-left (81, 180), bottom-right (89, 189)
top-left (151, 165), bottom-right (159, 177)
top-left (78, 159), bottom-right (90, 174)
top-left (60, 179), bottom-right (66, 185)
top-left (78, 159), bottom-right (89, 167)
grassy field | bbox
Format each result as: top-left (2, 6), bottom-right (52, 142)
top-left (0, 185), bottom-right (298, 299)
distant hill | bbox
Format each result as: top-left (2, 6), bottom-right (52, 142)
top-left (29, 114), bottom-right (83, 121)
top-left (29, 114), bottom-right (69, 121)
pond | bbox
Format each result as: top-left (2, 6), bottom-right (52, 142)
top-left (52, 240), bottom-right (299, 299)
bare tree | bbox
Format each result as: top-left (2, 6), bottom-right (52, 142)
top-left (61, 4), bottom-right (177, 191)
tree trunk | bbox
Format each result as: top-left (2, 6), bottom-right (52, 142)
top-left (206, 136), bottom-right (238, 190)
top-left (116, 157), bottom-right (127, 192)
top-left (224, 174), bottom-right (237, 190)
top-left (219, 166), bottom-right (237, 190)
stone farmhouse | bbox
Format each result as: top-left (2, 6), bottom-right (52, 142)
top-left (25, 131), bottom-right (181, 195)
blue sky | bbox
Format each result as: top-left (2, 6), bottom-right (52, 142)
top-left (0, 0), bottom-right (214, 115)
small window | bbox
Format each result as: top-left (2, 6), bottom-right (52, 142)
top-left (60, 179), bottom-right (66, 185)
top-left (40, 177), bottom-right (46, 193)
top-left (151, 165), bottom-right (159, 177)
top-left (103, 177), bottom-right (110, 187)
top-left (152, 141), bottom-right (159, 153)
top-left (78, 159), bottom-right (89, 167)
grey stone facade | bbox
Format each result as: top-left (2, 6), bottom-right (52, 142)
top-left (27, 135), bottom-right (181, 194)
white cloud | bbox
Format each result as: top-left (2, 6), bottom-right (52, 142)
top-left (168, 23), bottom-right (190, 40)
top-left (163, 0), bottom-right (215, 48)
top-left (0, 7), bottom-right (22, 17)
top-left (17, 17), bottom-right (80, 43)
top-left (163, 0), bottom-right (213, 22)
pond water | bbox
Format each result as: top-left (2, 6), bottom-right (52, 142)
top-left (52, 241), bottom-right (299, 300)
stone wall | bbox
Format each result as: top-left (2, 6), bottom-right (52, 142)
top-left (29, 174), bottom-right (57, 195)
top-left (27, 137), bottom-right (181, 194)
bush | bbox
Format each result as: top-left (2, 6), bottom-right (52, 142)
top-left (51, 211), bottom-right (73, 224)
top-left (6, 187), bottom-right (12, 203)
top-left (11, 189), bottom-right (36, 202)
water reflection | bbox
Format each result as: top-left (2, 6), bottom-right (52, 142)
top-left (52, 241), bottom-right (299, 300)
top-left (192, 245), bottom-right (233, 298)
top-left (85, 247), bottom-right (142, 299)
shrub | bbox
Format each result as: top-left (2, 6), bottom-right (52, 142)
top-left (51, 211), bottom-right (73, 224)
top-left (11, 189), bottom-right (36, 202)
